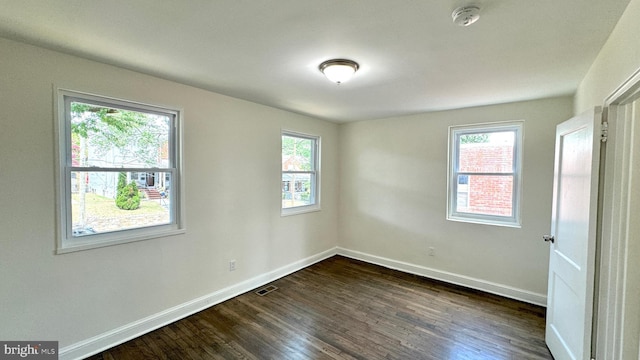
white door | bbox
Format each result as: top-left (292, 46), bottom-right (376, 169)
top-left (545, 107), bottom-right (602, 360)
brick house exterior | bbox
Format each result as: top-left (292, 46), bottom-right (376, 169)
top-left (458, 143), bottom-right (514, 216)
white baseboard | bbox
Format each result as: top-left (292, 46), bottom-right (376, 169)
top-left (336, 247), bottom-right (547, 307)
top-left (60, 246), bottom-right (546, 359)
top-left (59, 247), bottom-right (338, 360)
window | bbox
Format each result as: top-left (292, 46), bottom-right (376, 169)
top-left (447, 121), bottom-right (523, 227)
top-left (56, 89), bottom-right (183, 253)
top-left (281, 131), bottom-right (320, 215)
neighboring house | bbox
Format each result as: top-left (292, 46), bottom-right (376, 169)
top-left (72, 136), bottom-right (170, 198)
top-left (282, 155), bottom-right (310, 201)
top-left (458, 143), bottom-right (514, 216)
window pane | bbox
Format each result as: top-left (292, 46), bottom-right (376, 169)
top-left (70, 101), bottom-right (170, 168)
top-left (71, 171), bottom-right (171, 237)
top-left (282, 135), bottom-right (314, 171)
top-left (282, 173), bottom-right (312, 208)
top-left (457, 175), bottom-right (513, 216)
top-left (456, 175), bottom-right (469, 208)
top-left (458, 131), bottom-right (514, 173)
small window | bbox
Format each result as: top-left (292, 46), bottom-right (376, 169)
top-left (56, 89), bottom-right (184, 253)
top-left (281, 131), bottom-right (320, 215)
top-left (447, 121), bottom-right (523, 227)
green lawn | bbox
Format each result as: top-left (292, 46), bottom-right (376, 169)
top-left (72, 193), bottom-right (167, 224)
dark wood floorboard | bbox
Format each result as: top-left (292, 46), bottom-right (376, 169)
top-left (87, 256), bottom-right (553, 359)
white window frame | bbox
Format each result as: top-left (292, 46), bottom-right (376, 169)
top-left (281, 130), bottom-right (320, 216)
top-left (447, 121), bottom-right (523, 227)
top-left (55, 89), bottom-right (185, 253)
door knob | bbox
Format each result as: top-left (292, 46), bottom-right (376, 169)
top-left (543, 235), bottom-right (555, 244)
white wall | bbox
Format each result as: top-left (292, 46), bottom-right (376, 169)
top-left (338, 97), bottom-right (573, 303)
top-left (0, 37), bottom-right (339, 353)
top-left (575, 0), bottom-right (640, 113)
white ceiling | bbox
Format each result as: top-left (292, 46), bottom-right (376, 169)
top-left (0, 0), bottom-right (631, 122)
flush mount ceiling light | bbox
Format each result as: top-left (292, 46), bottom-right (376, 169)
top-left (319, 59), bottom-right (359, 84)
top-left (452, 5), bottom-right (481, 26)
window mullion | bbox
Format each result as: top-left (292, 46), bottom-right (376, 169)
top-left (70, 167), bottom-right (174, 172)
top-left (282, 170), bottom-right (315, 174)
top-left (457, 172), bottom-right (515, 176)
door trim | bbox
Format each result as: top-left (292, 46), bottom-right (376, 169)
top-left (596, 67), bottom-right (640, 359)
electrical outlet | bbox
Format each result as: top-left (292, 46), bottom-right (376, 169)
top-left (428, 247), bottom-right (435, 256)
top-left (229, 260), bottom-right (236, 271)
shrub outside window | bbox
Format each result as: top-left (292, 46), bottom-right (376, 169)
top-left (281, 131), bottom-right (320, 215)
top-left (447, 121), bottom-right (523, 227)
top-left (56, 89), bottom-right (184, 253)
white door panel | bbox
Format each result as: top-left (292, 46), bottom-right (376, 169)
top-left (546, 107), bottom-right (601, 360)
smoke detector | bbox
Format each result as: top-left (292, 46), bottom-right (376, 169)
top-left (452, 5), bottom-right (481, 26)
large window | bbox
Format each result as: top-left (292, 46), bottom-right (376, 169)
top-left (448, 121), bottom-right (523, 227)
top-left (56, 89), bottom-right (183, 253)
top-left (281, 131), bottom-right (320, 215)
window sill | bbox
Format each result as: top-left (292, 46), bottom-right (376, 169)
top-left (281, 204), bottom-right (321, 217)
top-left (447, 215), bottom-right (521, 228)
top-left (56, 227), bottom-right (186, 254)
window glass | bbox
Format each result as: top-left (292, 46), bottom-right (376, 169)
top-left (458, 131), bottom-right (514, 173)
top-left (70, 171), bottom-right (172, 235)
top-left (281, 132), bottom-right (319, 214)
top-left (456, 175), bottom-right (514, 217)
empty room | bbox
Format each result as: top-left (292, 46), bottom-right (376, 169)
top-left (1, 1), bottom-right (640, 359)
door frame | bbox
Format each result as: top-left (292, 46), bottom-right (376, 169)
top-left (596, 67), bottom-right (640, 359)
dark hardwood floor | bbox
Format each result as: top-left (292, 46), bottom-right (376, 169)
top-left (88, 256), bottom-right (552, 360)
